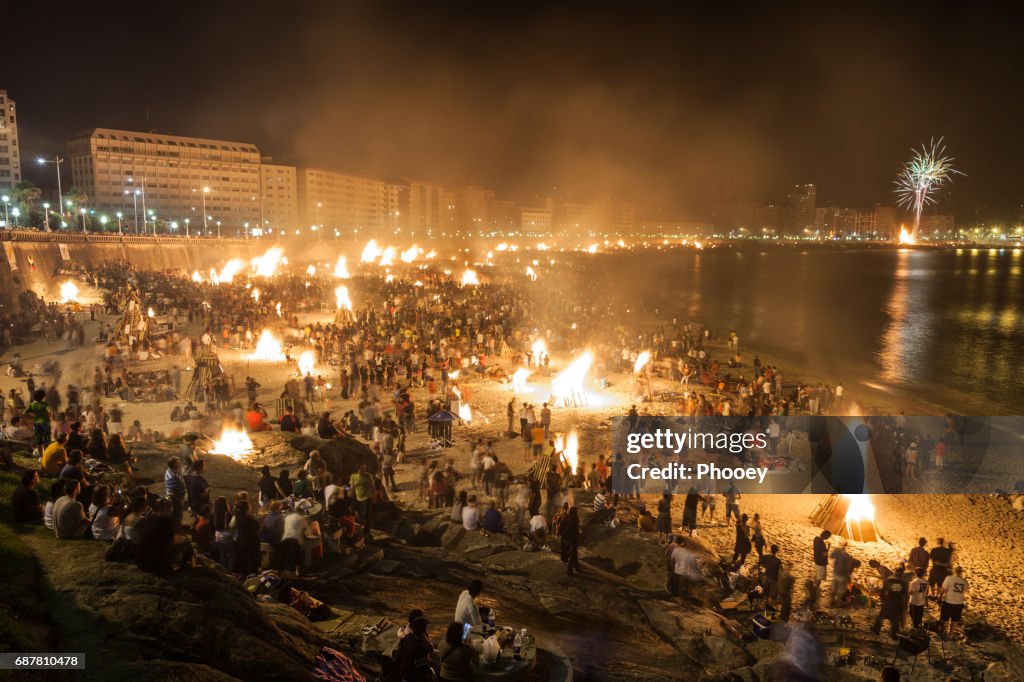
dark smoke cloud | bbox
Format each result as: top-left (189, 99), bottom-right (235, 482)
top-left (9, 1), bottom-right (1024, 217)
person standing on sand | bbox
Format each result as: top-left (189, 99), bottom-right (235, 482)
top-left (940, 566), bottom-right (968, 639)
top-left (929, 537), bottom-right (953, 599)
top-left (908, 568), bottom-right (929, 629)
top-left (813, 530), bottom-right (831, 587)
top-left (731, 513), bottom-right (751, 568)
top-left (908, 537), bottom-right (929, 576)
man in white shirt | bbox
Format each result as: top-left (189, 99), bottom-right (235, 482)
top-left (324, 474), bottom-right (340, 508)
top-left (940, 566), bottom-right (968, 638)
top-left (461, 496), bottom-right (480, 530)
top-left (670, 536), bottom-right (702, 597)
top-left (908, 568), bottom-right (929, 628)
top-left (454, 580), bottom-right (484, 630)
top-left (528, 513), bottom-right (548, 544)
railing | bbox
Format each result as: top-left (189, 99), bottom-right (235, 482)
top-left (0, 229), bottom-right (253, 245)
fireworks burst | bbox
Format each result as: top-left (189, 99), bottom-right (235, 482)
top-left (894, 138), bottom-right (963, 242)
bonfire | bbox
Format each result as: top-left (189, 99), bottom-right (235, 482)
top-left (550, 351), bottom-right (593, 407)
top-left (252, 329), bottom-right (285, 361)
top-left (208, 427), bottom-right (254, 461)
top-left (59, 281), bottom-right (80, 303)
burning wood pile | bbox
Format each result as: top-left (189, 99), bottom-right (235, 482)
top-left (810, 493), bottom-right (879, 542)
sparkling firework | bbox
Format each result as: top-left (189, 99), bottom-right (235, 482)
top-left (894, 138), bottom-right (963, 242)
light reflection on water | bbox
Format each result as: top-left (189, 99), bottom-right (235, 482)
top-left (601, 249), bottom-right (1024, 413)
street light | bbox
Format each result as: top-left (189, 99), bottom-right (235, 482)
top-left (79, 207), bottom-right (87, 233)
top-left (11, 207), bottom-right (20, 227)
top-left (42, 202), bottom-right (51, 230)
top-left (1, 195), bottom-right (8, 228)
top-left (201, 187), bottom-right (210, 231)
top-left (115, 211), bottom-right (123, 233)
top-left (100, 215), bottom-right (108, 231)
top-left (36, 156), bottom-right (65, 217)
top-left (147, 209), bottom-right (155, 236)
top-left (216, 220), bottom-right (221, 239)
top-left (184, 217), bottom-right (190, 237)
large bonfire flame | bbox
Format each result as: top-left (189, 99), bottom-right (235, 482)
top-left (252, 329), bottom-right (285, 361)
top-left (461, 269), bottom-right (480, 286)
top-left (59, 281), bottom-right (80, 303)
top-left (212, 258), bottom-right (245, 285)
top-left (252, 247), bottom-right (284, 278)
top-left (525, 265), bottom-right (538, 281)
top-left (844, 494), bottom-right (876, 524)
top-left (511, 367), bottom-right (531, 393)
top-left (400, 245), bottom-right (420, 263)
top-left (897, 225), bottom-right (916, 246)
top-left (209, 427), bottom-right (254, 460)
top-left (191, 270), bottom-right (203, 283)
top-left (379, 246), bottom-right (397, 266)
top-left (633, 350), bottom-right (652, 374)
top-left (555, 431), bottom-right (580, 474)
top-left (361, 239), bottom-right (383, 263)
top-left (333, 256), bottom-right (350, 279)
top-left (335, 285), bottom-right (353, 311)
top-left (550, 351), bottom-right (593, 407)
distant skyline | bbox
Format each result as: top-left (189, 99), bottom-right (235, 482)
top-left (8, 1), bottom-right (1024, 218)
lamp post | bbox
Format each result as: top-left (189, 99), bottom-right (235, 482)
top-left (1, 195), bottom-right (8, 227)
top-left (216, 220), bottom-right (221, 239)
top-left (11, 207), bottom-right (20, 227)
top-left (42, 202), bottom-right (50, 230)
top-left (100, 215), bottom-right (108, 232)
top-left (36, 156), bottom-right (65, 218)
top-left (147, 209), bottom-right (155, 235)
top-left (79, 207), bottom-right (87, 233)
top-left (116, 211), bottom-right (123, 234)
top-left (201, 186), bottom-right (210, 232)
top-left (184, 218), bottom-right (190, 237)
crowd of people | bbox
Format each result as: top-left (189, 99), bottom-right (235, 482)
top-left (2, 252), bottom-right (985, 682)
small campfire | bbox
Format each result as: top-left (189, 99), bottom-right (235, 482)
top-left (208, 427), bottom-right (255, 461)
top-left (556, 430), bottom-right (580, 474)
top-left (59, 281), bottom-right (80, 303)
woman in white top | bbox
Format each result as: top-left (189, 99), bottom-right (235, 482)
top-left (88, 486), bottom-right (122, 541)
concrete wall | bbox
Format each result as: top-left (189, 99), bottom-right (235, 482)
top-left (0, 233), bottom-right (275, 310)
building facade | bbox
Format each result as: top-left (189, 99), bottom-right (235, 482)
top-left (67, 128), bottom-right (261, 234)
top-left (785, 184), bottom-right (816, 234)
top-left (402, 180), bottom-right (445, 238)
top-left (0, 90), bottom-right (22, 196)
top-left (296, 168), bottom-right (390, 238)
top-left (259, 162), bottom-right (299, 233)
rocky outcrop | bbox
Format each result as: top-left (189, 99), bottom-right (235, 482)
top-left (41, 556), bottom-right (325, 681)
top-left (249, 431), bottom-right (378, 483)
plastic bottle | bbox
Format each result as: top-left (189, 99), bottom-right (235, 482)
top-left (513, 630), bottom-right (522, 655)
top-left (487, 610), bottom-right (495, 631)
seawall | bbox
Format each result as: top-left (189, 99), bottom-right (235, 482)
top-left (0, 231), bottom-right (298, 310)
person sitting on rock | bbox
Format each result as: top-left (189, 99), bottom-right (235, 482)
top-left (481, 501), bottom-right (503, 533)
top-left (592, 490), bottom-right (617, 526)
top-left (461, 495), bottom-right (480, 531)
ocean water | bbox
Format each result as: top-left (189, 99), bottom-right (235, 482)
top-left (596, 247), bottom-right (1024, 414)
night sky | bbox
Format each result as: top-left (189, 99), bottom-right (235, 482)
top-left (8, 1), bottom-right (1024, 217)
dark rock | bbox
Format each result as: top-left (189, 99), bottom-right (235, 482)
top-left (48, 560), bottom-right (325, 681)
